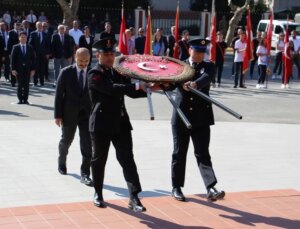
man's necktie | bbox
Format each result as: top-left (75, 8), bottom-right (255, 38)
top-left (79, 70), bottom-right (84, 90)
top-left (61, 35), bottom-right (64, 44)
top-left (39, 32), bottom-right (42, 43)
top-left (22, 45), bottom-right (26, 56)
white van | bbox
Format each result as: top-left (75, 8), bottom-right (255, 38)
top-left (257, 19), bottom-right (300, 48)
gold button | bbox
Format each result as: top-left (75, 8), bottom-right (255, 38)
top-left (190, 97), bottom-right (193, 101)
top-left (189, 107), bottom-right (193, 111)
top-left (207, 105), bottom-right (210, 108)
top-left (99, 110), bottom-right (102, 112)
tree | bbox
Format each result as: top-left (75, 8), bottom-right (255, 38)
top-left (56, 0), bottom-right (80, 26)
top-left (225, 0), bottom-right (250, 45)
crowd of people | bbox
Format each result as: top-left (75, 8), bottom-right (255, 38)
top-left (1, 8), bottom-right (299, 214)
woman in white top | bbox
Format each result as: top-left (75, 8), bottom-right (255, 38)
top-left (272, 33), bottom-right (284, 79)
top-left (256, 39), bottom-right (269, 88)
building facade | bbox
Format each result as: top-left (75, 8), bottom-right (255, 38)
top-left (151, 0), bottom-right (190, 11)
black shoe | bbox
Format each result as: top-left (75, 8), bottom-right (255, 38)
top-left (58, 166), bottom-right (67, 175)
top-left (239, 85), bottom-right (247, 88)
top-left (80, 176), bottom-right (93, 186)
top-left (207, 187), bottom-right (225, 202)
top-left (17, 101), bottom-right (23, 104)
top-left (24, 101), bottom-right (30, 105)
top-left (233, 85), bottom-right (237, 88)
top-left (93, 193), bottom-right (106, 208)
top-left (128, 195), bottom-right (146, 212)
top-left (12, 84), bottom-right (16, 87)
top-left (171, 187), bottom-right (186, 201)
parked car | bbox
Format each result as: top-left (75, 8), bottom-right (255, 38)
top-left (257, 19), bottom-right (300, 48)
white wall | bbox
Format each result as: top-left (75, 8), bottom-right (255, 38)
top-left (151, 0), bottom-right (190, 11)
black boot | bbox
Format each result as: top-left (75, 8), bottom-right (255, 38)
top-left (93, 192), bottom-right (106, 208)
top-left (128, 195), bottom-right (146, 212)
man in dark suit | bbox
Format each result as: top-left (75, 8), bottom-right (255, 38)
top-left (168, 26), bottom-right (176, 57)
top-left (42, 22), bottom-right (53, 82)
top-left (8, 22), bottom-right (22, 86)
top-left (11, 32), bottom-right (35, 104)
top-left (54, 48), bottom-right (93, 186)
top-left (51, 25), bottom-right (75, 86)
top-left (0, 22), bottom-right (10, 82)
top-left (88, 38), bottom-right (148, 212)
top-left (29, 21), bottom-right (51, 86)
top-left (21, 20), bottom-right (32, 40)
top-left (170, 38), bottom-right (225, 202)
top-left (134, 27), bottom-right (145, 55)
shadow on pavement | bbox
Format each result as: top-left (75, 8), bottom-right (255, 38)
top-left (29, 103), bottom-right (54, 111)
top-left (108, 202), bottom-right (212, 229)
top-left (189, 196), bottom-right (300, 229)
top-left (0, 110), bottom-right (28, 117)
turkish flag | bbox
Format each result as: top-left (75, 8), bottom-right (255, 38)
top-left (144, 8), bottom-right (152, 55)
top-left (209, 14), bottom-right (216, 63)
top-left (242, 8), bottom-right (253, 74)
top-left (118, 7), bottom-right (128, 55)
top-left (283, 22), bottom-right (292, 84)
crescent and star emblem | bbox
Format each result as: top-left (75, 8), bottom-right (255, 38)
top-left (137, 62), bottom-right (167, 72)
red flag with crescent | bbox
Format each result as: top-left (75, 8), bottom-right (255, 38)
top-left (242, 8), bottom-right (253, 74)
top-left (118, 4), bottom-right (128, 55)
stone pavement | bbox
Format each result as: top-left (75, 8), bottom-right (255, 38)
top-left (1, 59), bottom-right (300, 228)
top-left (1, 189), bottom-right (300, 228)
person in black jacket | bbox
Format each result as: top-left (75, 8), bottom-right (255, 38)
top-left (134, 27), bottom-right (145, 55)
top-left (170, 38), bottom-right (225, 202)
top-left (54, 48), bottom-right (93, 186)
top-left (51, 25), bottom-right (75, 86)
top-left (99, 22), bottom-right (115, 40)
top-left (42, 22), bottom-right (53, 82)
top-left (168, 26), bottom-right (176, 57)
top-left (29, 21), bottom-right (51, 86)
top-left (11, 31), bottom-right (35, 104)
top-left (88, 38), bottom-right (148, 212)
top-left (0, 22), bottom-right (10, 82)
top-left (79, 26), bottom-right (94, 66)
top-left (8, 22), bottom-right (22, 86)
top-left (178, 30), bottom-right (190, 61)
top-left (214, 31), bottom-right (228, 87)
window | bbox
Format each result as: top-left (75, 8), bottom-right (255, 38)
top-left (274, 25), bottom-right (283, 34)
top-left (258, 22), bottom-right (267, 32)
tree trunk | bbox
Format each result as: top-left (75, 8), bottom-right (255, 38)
top-left (225, 0), bottom-right (250, 46)
top-left (56, 0), bottom-right (80, 26)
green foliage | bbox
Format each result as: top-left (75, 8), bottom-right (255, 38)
top-left (81, 0), bottom-right (150, 9)
top-left (190, 0), bottom-right (230, 13)
top-left (249, 0), bottom-right (268, 13)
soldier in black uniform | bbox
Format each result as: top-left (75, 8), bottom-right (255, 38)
top-left (88, 38), bottom-right (148, 212)
top-left (170, 38), bottom-right (225, 202)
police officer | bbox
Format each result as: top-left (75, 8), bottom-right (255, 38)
top-left (88, 38), bottom-right (148, 212)
top-left (171, 38), bottom-right (225, 202)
